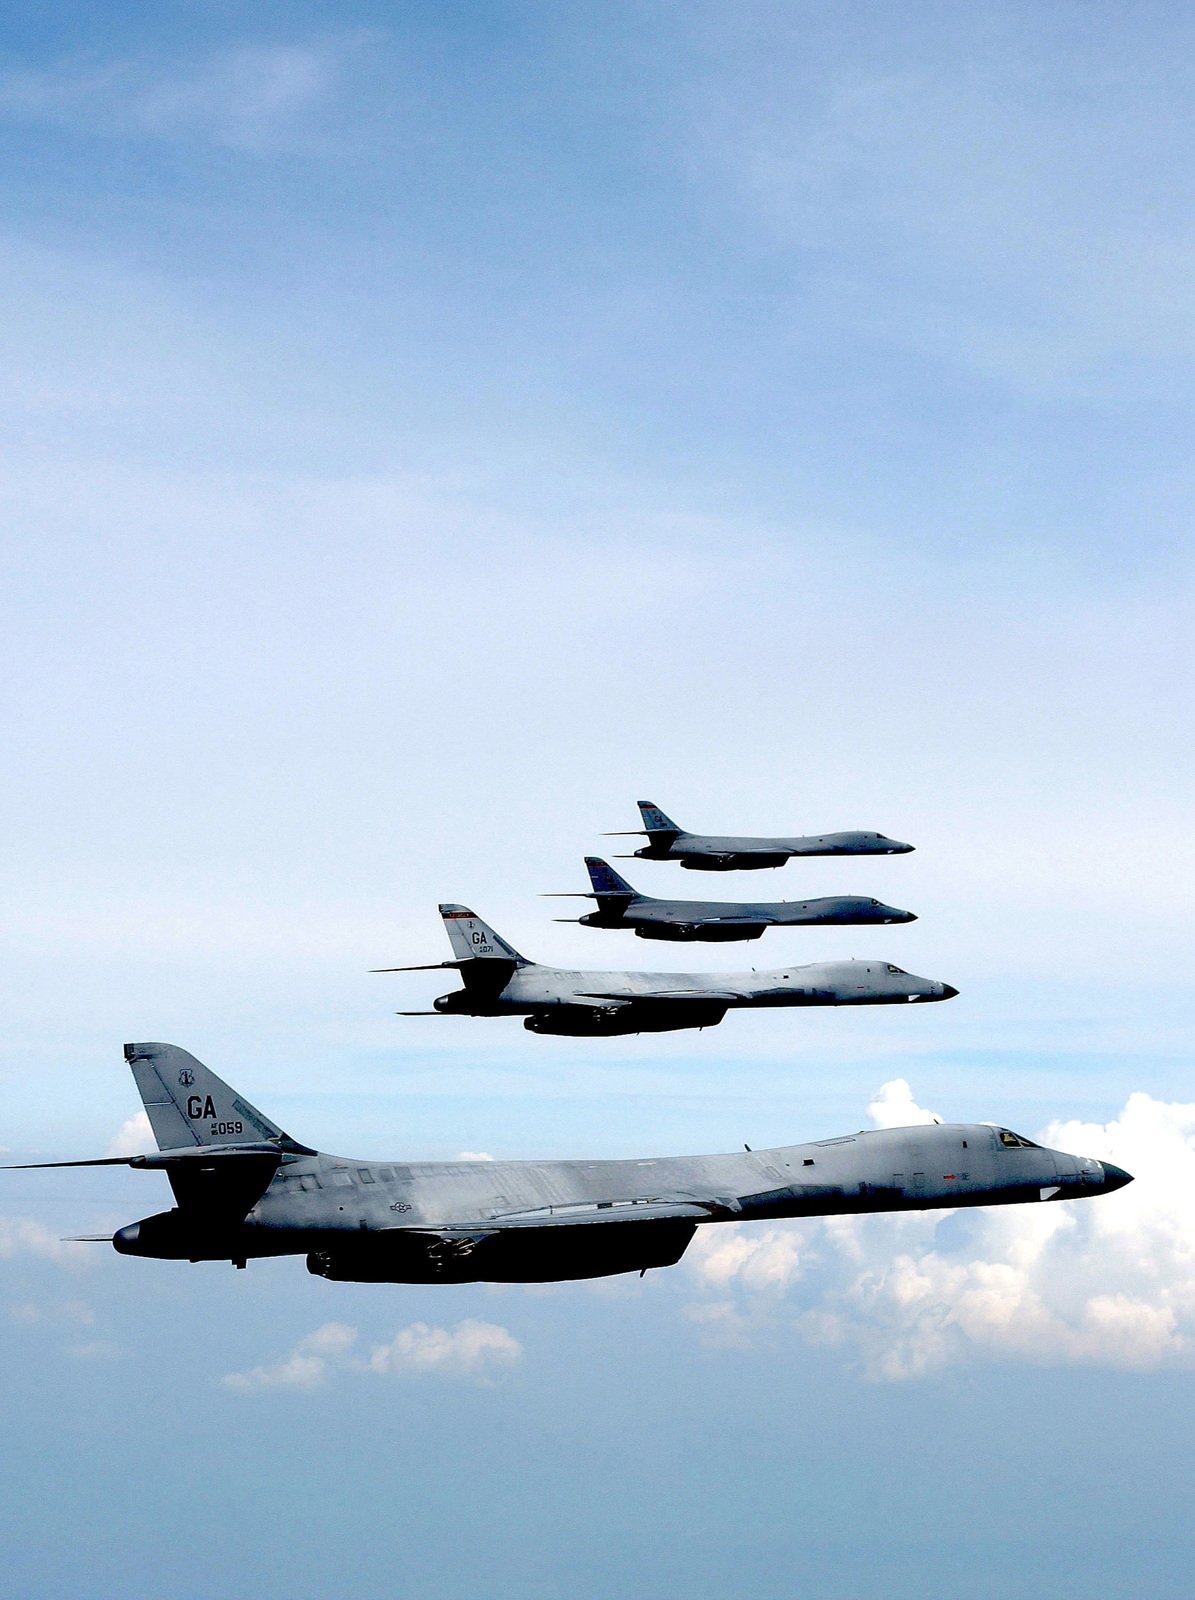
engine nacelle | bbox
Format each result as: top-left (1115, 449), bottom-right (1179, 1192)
top-left (306, 1218), bottom-right (697, 1284)
top-left (112, 1209), bottom-right (242, 1262)
top-left (634, 922), bottom-right (765, 943)
top-left (524, 1006), bottom-right (625, 1036)
top-left (433, 991), bottom-right (472, 1014)
top-left (679, 853), bottom-right (788, 871)
top-left (525, 1001), bottom-right (728, 1036)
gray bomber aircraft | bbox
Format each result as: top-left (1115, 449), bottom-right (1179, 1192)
top-left (376, 905), bottom-right (956, 1035)
top-left (606, 800), bottom-right (914, 870)
top-left (546, 856), bottom-right (917, 943)
top-left (5, 1042), bottom-right (1132, 1283)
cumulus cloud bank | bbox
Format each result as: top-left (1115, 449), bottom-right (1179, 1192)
top-left (685, 1080), bottom-right (1192, 1379)
top-left (222, 1317), bottom-right (522, 1391)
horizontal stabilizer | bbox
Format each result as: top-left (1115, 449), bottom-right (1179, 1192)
top-left (3, 1155), bottom-right (135, 1170)
top-left (5, 1142), bottom-right (311, 1172)
top-left (62, 1235), bottom-right (112, 1243)
top-left (134, 1144), bottom-right (305, 1166)
top-left (371, 960), bottom-right (465, 973)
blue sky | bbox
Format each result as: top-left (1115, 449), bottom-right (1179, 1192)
top-left (2, 5), bottom-right (1194, 1596)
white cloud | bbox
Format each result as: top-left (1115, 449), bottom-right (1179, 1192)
top-left (365, 1319), bottom-right (522, 1383)
top-left (221, 1322), bottom-right (357, 1392)
top-left (866, 1078), bottom-right (941, 1129)
top-left (222, 1317), bottom-right (521, 1391)
top-left (687, 1223), bottom-right (808, 1292)
top-left (684, 1220), bottom-right (813, 1348)
top-left (106, 1110), bottom-right (154, 1157)
top-left (229, 1351), bottom-right (326, 1392)
top-left (299, 1320), bottom-right (357, 1358)
top-left (223, 1350), bottom-right (327, 1392)
top-left (683, 1084), bottom-right (1195, 1379)
top-left (455, 1151), bottom-right (494, 1162)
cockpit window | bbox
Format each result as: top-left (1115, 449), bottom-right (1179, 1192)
top-left (885, 964), bottom-right (907, 975)
top-left (997, 1128), bottom-right (1040, 1149)
top-left (870, 899), bottom-right (880, 906)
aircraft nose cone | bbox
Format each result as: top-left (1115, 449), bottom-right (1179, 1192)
top-left (1100, 1161), bottom-right (1133, 1192)
top-left (940, 983), bottom-right (959, 1000)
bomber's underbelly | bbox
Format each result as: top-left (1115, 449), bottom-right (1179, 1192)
top-left (306, 1218), bottom-right (699, 1284)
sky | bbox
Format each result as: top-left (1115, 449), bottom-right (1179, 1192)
top-left (1, 3), bottom-right (1194, 1595)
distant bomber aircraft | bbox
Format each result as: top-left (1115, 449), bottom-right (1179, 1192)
top-left (375, 906), bottom-right (956, 1035)
top-left (605, 800), bottom-right (914, 870)
top-left (546, 857), bottom-right (917, 943)
top-left (4, 1042), bottom-right (1131, 1283)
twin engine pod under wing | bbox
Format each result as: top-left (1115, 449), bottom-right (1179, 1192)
top-left (3, 1043), bottom-right (1132, 1286)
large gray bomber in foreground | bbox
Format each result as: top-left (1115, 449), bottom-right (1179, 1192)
top-left (7, 1043), bottom-right (1131, 1284)
top-left (548, 857), bottom-right (916, 942)
top-left (379, 906), bottom-right (956, 1035)
top-left (606, 800), bottom-right (915, 870)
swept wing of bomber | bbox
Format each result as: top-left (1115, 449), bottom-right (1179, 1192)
top-left (545, 857), bottom-right (917, 943)
top-left (4, 1042), bottom-right (1132, 1283)
top-left (375, 905), bottom-right (956, 1035)
top-left (605, 800), bottom-right (914, 870)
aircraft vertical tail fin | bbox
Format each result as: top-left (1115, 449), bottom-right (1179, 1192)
top-left (438, 906), bottom-right (529, 967)
top-left (123, 1042), bottom-right (295, 1150)
top-left (637, 800), bottom-right (682, 836)
top-left (584, 857), bottom-right (639, 899)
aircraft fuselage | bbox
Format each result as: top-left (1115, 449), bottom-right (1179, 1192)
top-left (581, 894), bottom-right (916, 940)
top-left (437, 958), bottom-right (955, 1019)
top-left (113, 1121), bottom-right (1131, 1282)
top-left (635, 830), bottom-right (914, 869)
